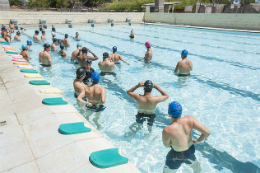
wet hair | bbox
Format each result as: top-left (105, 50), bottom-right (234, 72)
top-left (35, 30), bottom-right (39, 34)
top-left (82, 47), bottom-right (88, 53)
top-left (65, 34), bottom-right (68, 38)
top-left (42, 30), bottom-right (45, 34)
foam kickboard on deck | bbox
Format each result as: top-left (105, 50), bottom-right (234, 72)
top-left (24, 74), bottom-right (43, 78)
top-left (89, 148), bottom-right (128, 168)
top-left (20, 69), bottom-right (38, 73)
top-left (42, 97), bottom-right (68, 105)
top-left (29, 80), bottom-right (50, 85)
top-left (59, 122), bottom-right (91, 134)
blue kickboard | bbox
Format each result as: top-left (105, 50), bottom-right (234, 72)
top-left (89, 148), bottom-right (128, 168)
top-left (59, 122), bottom-right (91, 134)
top-left (42, 97), bottom-right (68, 105)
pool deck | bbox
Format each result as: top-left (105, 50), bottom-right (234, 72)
top-left (0, 47), bottom-right (140, 172)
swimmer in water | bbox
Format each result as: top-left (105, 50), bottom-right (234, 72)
top-left (14, 31), bottom-right (21, 41)
top-left (74, 67), bottom-right (87, 101)
top-left (77, 72), bottom-right (106, 110)
top-left (39, 43), bottom-right (53, 67)
top-left (83, 59), bottom-right (95, 86)
top-left (129, 30), bottom-right (135, 38)
top-left (41, 30), bottom-right (46, 41)
top-left (139, 41), bottom-right (152, 63)
top-left (77, 47), bottom-right (98, 67)
top-left (98, 52), bottom-right (116, 76)
top-left (26, 39), bottom-right (32, 51)
top-left (52, 25), bottom-right (56, 32)
top-left (126, 80), bottom-right (169, 135)
top-left (61, 34), bottom-right (69, 47)
top-left (73, 32), bottom-right (81, 40)
top-left (9, 21), bottom-right (14, 33)
top-left (20, 44), bottom-right (31, 61)
top-left (51, 38), bottom-right (58, 51)
top-left (174, 49), bottom-right (193, 76)
top-left (58, 43), bottom-right (68, 57)
top-left (2, 26), bottom-right (11, 43)
top-left (109, 46), bottom-right (130, 65)
top-left (51, 32), bottom-right (56, 41)
top-left (162, 101), bottom-right (210, 173)
top-left (33, 30), bottom-right (41, 42)
top-left (71, 42), bottom-right (82, 63)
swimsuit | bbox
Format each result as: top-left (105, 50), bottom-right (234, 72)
top-left (41, 64), bottom-right (51, 67)
top-left (178, 73), bottom-right (190, 76)
top-left (100, 72), bottom-right (116, 76)
top-left (165, 145), bottom-right (196, 170)
top-left (87, 105), bottom-right (106, 112)
top-left (74, 92), bottom-right (88, 101)
top-left (115, 62), bottom-right (121, 65)
top-left (136, 112), bottom-right (156, 126)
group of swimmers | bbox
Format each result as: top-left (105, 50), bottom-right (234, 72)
top-left (2, 24), bottom-right (210, 173)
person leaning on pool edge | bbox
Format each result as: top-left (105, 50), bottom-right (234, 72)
top-left (162, 101), bottom-right (211, 173)
top-left (174, 49), bottom-right (193, 76)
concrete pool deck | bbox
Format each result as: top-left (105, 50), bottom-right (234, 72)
top-left (0, 48), bottom-right (140, 172)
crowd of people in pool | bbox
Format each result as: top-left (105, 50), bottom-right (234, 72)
top-left (1, 23), bottom-right (211, 173)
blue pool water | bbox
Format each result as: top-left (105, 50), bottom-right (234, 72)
top-left (10, 24), bottom-right (260, 173)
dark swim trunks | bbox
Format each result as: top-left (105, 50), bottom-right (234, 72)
top-left (115, 62), bottom-right (121, 65)
top-left (136, 112), bottom-right (156, 126)
top-left (100, 72), bottom-right (116, 76)
top-left (41, 64), bottom-right (51, 67)
top-left (178, 73), bottom-right (190, 76)
top-left (165, 145), bottom-right (196, 170)
top-left (74, 93), bottom-right (88, 102)
top-left (87, 105), bottom-right (106, 112)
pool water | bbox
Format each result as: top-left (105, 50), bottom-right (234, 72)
top-left (11, 24), bottom-right (260, 173)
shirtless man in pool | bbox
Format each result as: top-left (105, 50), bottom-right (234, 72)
top-left (74, 67), bottom-right (86, 99)
top-left (39, 43), bottom-right (53, 67)
top-left (109, 46), bottom-right (129, 65)
top-left (127, 80), bottom-right (169, 134)
top-left (77, 72), bottom-right (106, 110)
top-left (174, 49), bottom-right (193, 76)
top-left (162, 101), bottom-right (210, 173)
top-left (98, 52), bottom-right (115, 76)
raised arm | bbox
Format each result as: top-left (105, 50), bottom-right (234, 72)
top-left (191, 116), bottom-right (211, 143)
top-left (127, 82), bottom-right (143, 101)
top-left (174, 62), bottom-right (180, 74)
top-left (87, 49), bottom-right (98, 60)
top-left (153, 83), bottom-right (169, 102)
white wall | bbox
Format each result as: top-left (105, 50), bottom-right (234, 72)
top-left (144, 13), bottom-right (260, 30)
top-left (0, 11), bottom-right (144, 24)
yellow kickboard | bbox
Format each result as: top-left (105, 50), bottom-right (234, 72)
top-left (24, 74), bottom-right (43, 78)
top-left (39, 88), bottom-right (63, 94)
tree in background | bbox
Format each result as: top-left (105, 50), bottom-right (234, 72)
top-left (104, 0), bottom-right (154, 11)
top-left (56, 0), bottom-right (70, 8)
top-left (9, 0), bottom-right (23, 6)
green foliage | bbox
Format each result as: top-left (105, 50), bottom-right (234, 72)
top-left (165, 0), bottom-right (211, 9)
top-left (56, 0), bottom-right (70, 8)
top-left (9, 0), bottom-right (23, 6)
top-left (103, 0), bottom-right (154, 11)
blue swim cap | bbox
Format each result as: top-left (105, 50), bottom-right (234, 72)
top-left (27, 39), bottom-right (32, 45)
top-left (22, 44), bottom-right (27, 50)
top-left (77, 43), bottom-right (82, 47)
top-left (2, 26), bottom-right (6, 30)
top-left (181, 49), bottom-right (188, 57)
top-left (113, 46), bottom-right (117, 52)
top-left (57, 39), bottom-right (61, 42)
top-left (168, 101), bottom-right (182, 118)
top-left (92, 72), bottom-right (100, 83)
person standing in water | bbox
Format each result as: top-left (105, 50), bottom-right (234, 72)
top-left (73, 32), bottom-right (81, 40)
top-left (71, 43), bottom-right (82, 64)
top-left (77, 47), bottom-right (98, 67)
top-left (41, 30), bottom-right (46, 41)
top-left (139, 41), bottom-right (152, 63)
top-left (129, 30), bottom-right (135, 38)
top-left (74, 67), bottom-right (87, 101)
top-left (83, 59), bottom-right (95, 86)
top-left (26, 39), bottom-right (32, 51)
top-left (127, 80), bottom-right (169, 134)
top-left (109, 46), bottom-right (129, 65)
top-left (174, 50), bottom-right (193, 76)
top-left (14, 31), bottom-right (21, 41)
top-left (62, 34), bottom-right (70, 47)
top-left (39, 43), bottom-right (53, 67)
top-left (162, 101), bottom-right (210, 173)
top-left (33, 30), bottom-right (41, 42)
top-left (20, 44), bottom-right (31, 60)
top-left (58, 43), bottom-right (67, 57)
top-left (51, 38), bottom-right (58, 51)
top-left (98, 52), bottom-right (116, 76)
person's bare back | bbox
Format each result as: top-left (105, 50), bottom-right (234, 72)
top-left (99, 52), bottom-right (115, 73)
top-left (174, 50), bottom-right (193, 76)
top-left (109, 46), bottom-right (129, 65)
top-left (39, 44), bottom-right (53, 66)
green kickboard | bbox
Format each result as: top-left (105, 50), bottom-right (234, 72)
top-left (89, 148), bottom-right (128, 168)
top-left (20, 69), bottom-right (37, 73)
top-left (59, 122), bottom-right (91, 134)
top-left (42, 97), bottom-right (68, 105)
top-left (0, 41), bottom-right (8, 44)
top-left (6, 51), bottom-right (18, 54)
top-left (29, 80), bottom-right (50, 85)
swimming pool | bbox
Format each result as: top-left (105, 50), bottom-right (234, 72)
top-left (11, 23), bottom-right (260, 173)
